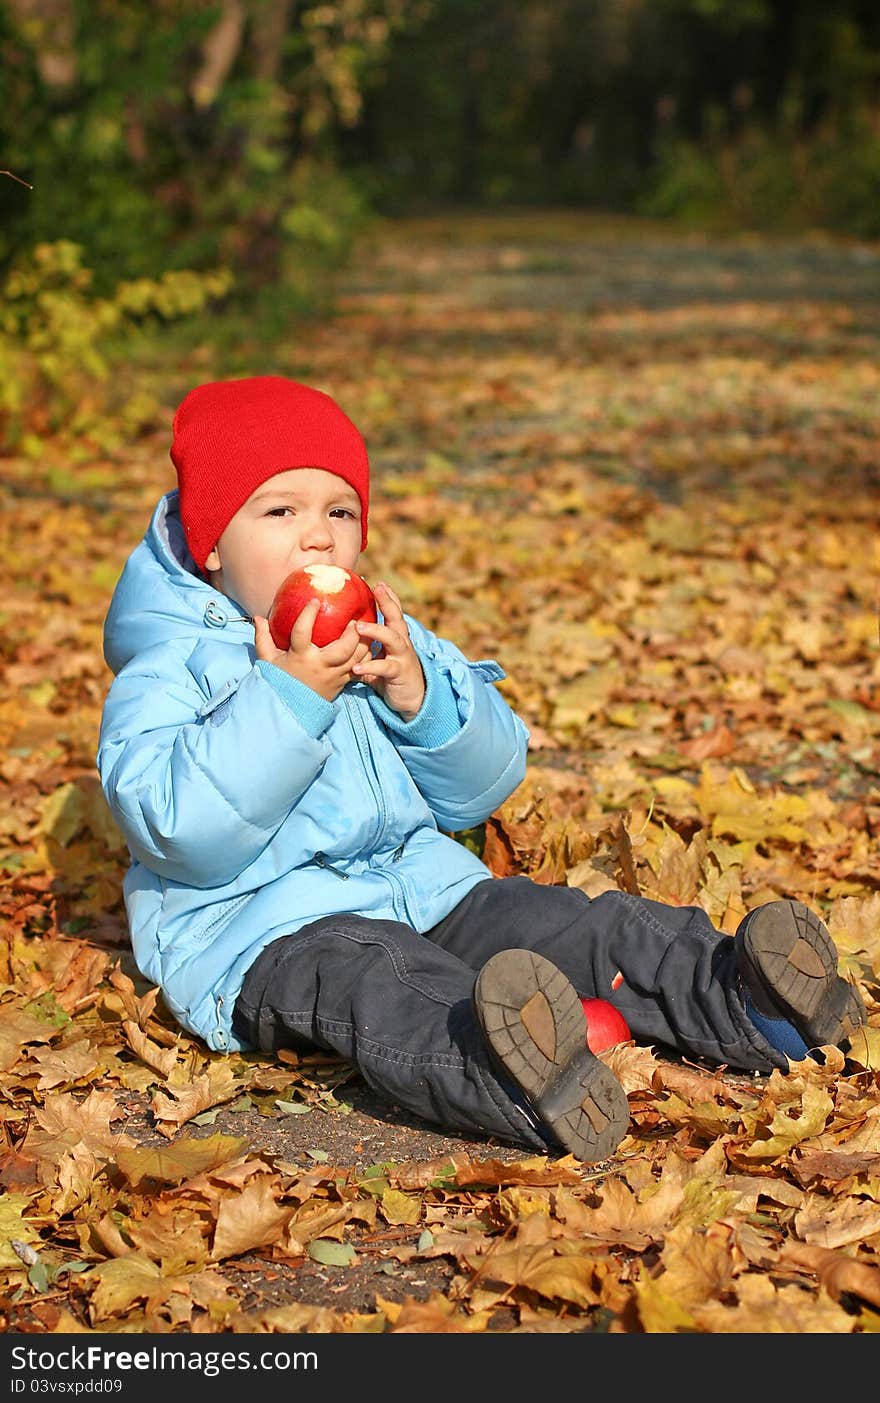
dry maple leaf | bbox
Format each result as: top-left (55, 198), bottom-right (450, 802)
top-left (690, 1271), bottom-right (854, 1333)
top-left (779, 1240), bottom-right (880, 1309)
top-left (26, 1038), bottom-right (102, 1090)
top-left (114, 1133), bottom-right (251, 1188)
top-left (121, 1020), bottom-right (179, 1079)
top-left (379, 1291), bottom-right (492, 1332)
top-left (19, 1088), bottom-right (136, 1178)
top-left (150, 1062), bottom-right (242, 1137)
top-left (211, 1176), bottom-right (295, 1261)
top-left (0, 1005), bottom-right (58, 1073)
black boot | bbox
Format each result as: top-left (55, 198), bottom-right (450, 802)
top-left (735, 900), bottom-right (866, 1050)
top-left (473, 949), bottom-right (630, 1163)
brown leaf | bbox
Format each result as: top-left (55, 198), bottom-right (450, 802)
top-left (27, 1038), bottom-right (102, 1090)
top-left (452, 1156), bottom-right (583, 1188)
top-left (778, 1241), bottom-right (880, 1309)
top-left (121, 1020), bottom-right (179, 1079)
top-left (19, 1088), bottom-right (136, 1176)
top-left (114, 1133), bottom-right (251, 1188)
top-left (463, 1237), bottom-right (604, 1309)
top-left (391, 1152), bottom-right (473, 1189)
top-left (793, 1194), bottom-right (880, 1249)
top-left (381, 1292), bottom-right (493, 1332)
top-left (211, 1176), bottom-right (295, 1260)
top-left (0, 1005), bottom-right (58, 1072)
top-left (150, 1062), bottom-right (241, 1137)
top-left (107, 965), bottom-right (161, 1027)
top-left (679, 722), bottom-right (737, 762)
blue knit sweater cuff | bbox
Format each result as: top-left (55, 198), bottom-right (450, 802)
top-left (368, 654), bottom-right (462, 748)
top-left (255, 660), bottom-right (337, 739)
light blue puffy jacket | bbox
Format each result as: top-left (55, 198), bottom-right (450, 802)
top-left (97, 491), bottom-right (530, 1051)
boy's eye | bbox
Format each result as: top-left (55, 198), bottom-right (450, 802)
top-left (264, 505), bottom-right (356, 520)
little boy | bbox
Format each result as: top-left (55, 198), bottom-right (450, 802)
top-left (98, 375), bottom-right (866, 1163)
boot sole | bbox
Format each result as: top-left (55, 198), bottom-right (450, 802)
top-left (473, 949), bottom-right (629, 1164)
top-left (737, 900), bottom-right (866, 1048)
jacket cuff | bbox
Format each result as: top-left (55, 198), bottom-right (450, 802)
top-left (368, 654), bottom-right (462, 748)
top-left (254, 660), bottom-right (337, 739)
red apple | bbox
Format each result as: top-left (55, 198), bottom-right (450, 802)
top-left (580, 997), bottom-right (631, 1053)
top-left (268, 564), bottom-right (377, 649)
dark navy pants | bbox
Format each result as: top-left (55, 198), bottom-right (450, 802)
top-left (232, 876), bottom-right (781, 1151)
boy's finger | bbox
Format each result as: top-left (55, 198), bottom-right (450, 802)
top-left (353, 656), bottom-right (393, 679)
top-left (253, 615), bottom-right (280, 658)
top-left (375, 582), bottom-right (403, 617)
top-left (356, 620), bottom-right (398, 649)
top-left (317, 618), bottom-right (362, 662)
top-left (288, 597), bottom-right (321, 650)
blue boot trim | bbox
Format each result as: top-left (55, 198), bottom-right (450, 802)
top-left (744, 991), bottom-right (810, 1060)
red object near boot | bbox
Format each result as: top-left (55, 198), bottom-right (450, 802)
top-left (580, 997), bottom-right (631, 1053)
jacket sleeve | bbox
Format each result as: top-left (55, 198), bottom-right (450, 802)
top-left (368, 616), bottom-right (529, 831)
top-left (97, 642), bottom-right (335, 889)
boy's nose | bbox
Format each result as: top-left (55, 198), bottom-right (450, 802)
top-left (298, 517), bottom-right (335, 549)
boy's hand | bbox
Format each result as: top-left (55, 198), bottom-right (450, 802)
top-left (253, 600), bottom-right (372, 702)
top-left (351, 582), bottom-right (426, 720)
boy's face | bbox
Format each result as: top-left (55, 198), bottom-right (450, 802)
top-left (203, 467), bottom-right (363, 619)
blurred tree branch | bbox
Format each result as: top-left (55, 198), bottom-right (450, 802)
top-left (191, 0), bottom-right (246, 109)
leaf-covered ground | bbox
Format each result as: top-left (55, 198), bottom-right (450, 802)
top-left (3, 211), bottom-right (880, 1335)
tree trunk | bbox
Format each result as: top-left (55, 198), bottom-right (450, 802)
top-left (191, 0), bottom-right (246, 109)
top-left (252, 0), bottom-right (294, 82)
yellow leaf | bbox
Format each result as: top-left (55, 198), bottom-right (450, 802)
top-left (739, 1083), bottom-right (834, 1161)
top-left (653, 1222), bottom-right (739, 1311)
top-left (84, 1254), bottom-right (163, 1320)
top-left (379, 1187), bottom-right (422, 1226)
top-left (462, 1239), bottom-right (602, 1309)
top-left (635, 1273), bottom-right (701, 1332)
top-left (38, 783), bottom-right (86, 848)
top-left (151, 1062), bottom-right (241, 1137)
top-left (693, 1272), bottom-right (853, 1333)
top-left (0, 1006), bottom-right (58, 1072)
top-left (551, 667), bottom-right (618, 730)
top-left (115, 1133), bottom-right (251, 1188)
top-left (211, 1177), bottom-right (294, 1261)
top-left (0, 1192), bottom-right (41, 1270)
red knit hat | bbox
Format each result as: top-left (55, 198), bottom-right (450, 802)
top-left (171, 376), bottom-right (370, 569)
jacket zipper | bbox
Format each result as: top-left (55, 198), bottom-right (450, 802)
top-left (322, 699), bottom-right (407, 911)
top-left (314, 851), bottom-right (349, 880)
top-left (343, 694), bottom-right (388, 850)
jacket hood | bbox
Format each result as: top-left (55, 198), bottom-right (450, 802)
top-left (103, 490), bottom-right (251, 675)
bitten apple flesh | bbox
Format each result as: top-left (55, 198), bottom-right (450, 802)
top-left (268, 564), bottom-right (377, 649)
top-left (580, 997), bottom-right (631, 1053)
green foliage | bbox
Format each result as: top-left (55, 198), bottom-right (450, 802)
top-left (2, 0), bottom-right (877, 341)
top-left (356, 0), bottom-right (880, 231)
top-left (278, 160), bottom-right (372, 303)
top-left (0, 0), bottom-right (413, 305)
top-left (641, 112), bottom-right (880, 234)
top-left (0, 240), bottom-right (233, 453)
top-left (451, 825), bottom-right (486, 859)
top-left (803, 116), bottom-right (880, 237)
top-left (638, 139), bottom-right (725, 225)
